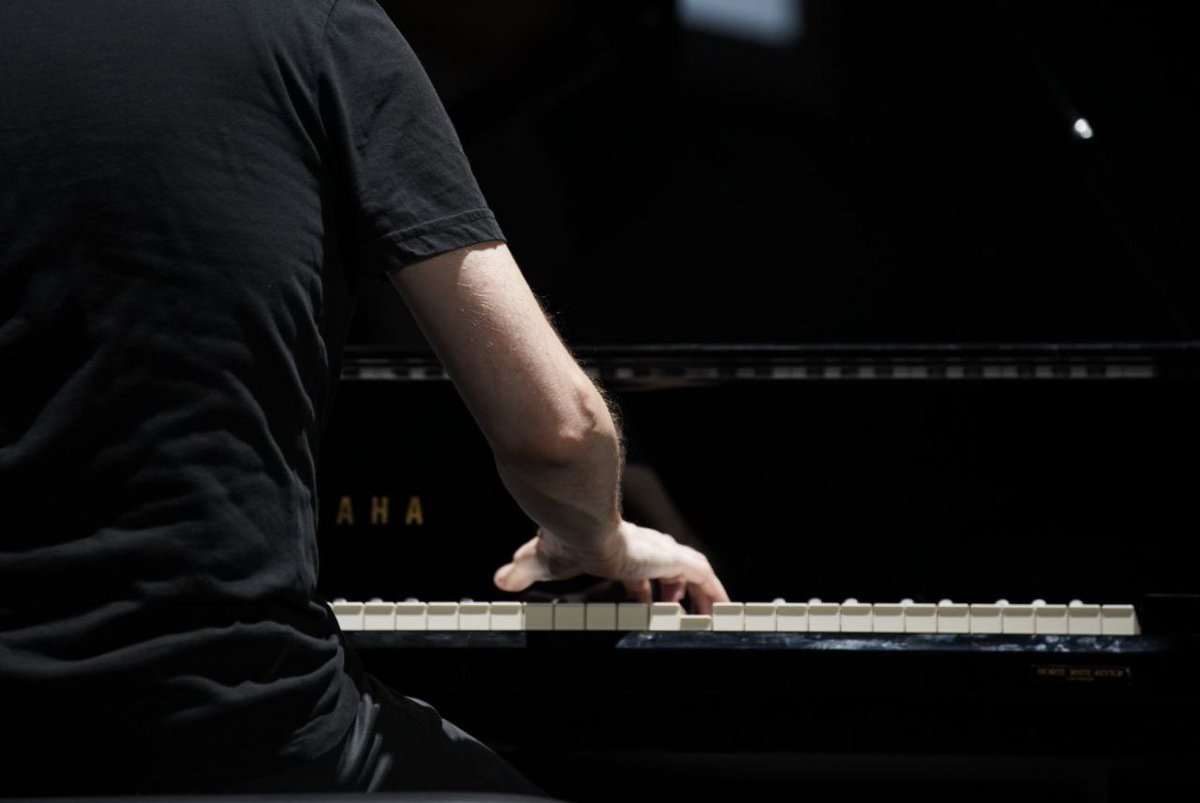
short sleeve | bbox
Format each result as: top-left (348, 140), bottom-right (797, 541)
top-left (318, 0), bottom-right (504, 276)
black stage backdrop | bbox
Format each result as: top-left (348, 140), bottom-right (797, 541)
top-left (352, 0), bottom-right (1200, 348)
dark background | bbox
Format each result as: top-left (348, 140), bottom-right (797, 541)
top-left (353, 0), bottom-right (1200, 348)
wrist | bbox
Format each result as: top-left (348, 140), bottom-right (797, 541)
top-left (540, 518), bottom-right (627, 574)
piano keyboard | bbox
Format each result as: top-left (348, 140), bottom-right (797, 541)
top-left (329, 598), bottom-right (1142, 636)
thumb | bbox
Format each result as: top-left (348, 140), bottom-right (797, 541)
top-left (493, 556), bottom-right (545, 592)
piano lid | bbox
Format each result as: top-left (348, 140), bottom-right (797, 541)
top-left (356, 0), bottom-right (1200, 349)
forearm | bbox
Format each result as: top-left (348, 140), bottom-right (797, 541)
top-left (389, 242), bottom-right (627, 551)
top-left (492, 384), bottom-right (625, 554)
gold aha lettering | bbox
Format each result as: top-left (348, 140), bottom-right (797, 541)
top-left (332, 495), bottom-right (424, 527)
top-left (371, 496), bottom-right (389, 525)
top-left (336, 496), bottom-right (354, 526)
top-left (405, 495), bottom-right (424, 526)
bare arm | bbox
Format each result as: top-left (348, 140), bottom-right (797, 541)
top-left (387, 241), bottom-right (621, 547)
top-left (388, 242), bottom-right (729, 611)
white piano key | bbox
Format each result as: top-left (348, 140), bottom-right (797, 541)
top-left (617, 602), bottom-right (650, 631)
top-left (649, 602), bottom-right (683, 631)
top-left (585, 602), bottom-right (617, 631)
top-left (680, 614), bottom-right (713, 632)
top-left (904, 603), bottom-right (937, 633)
top-left (743, 602), bottom-right (777, 632)
top-left (1100, 604), bottom-right (1140, 635)
top-left (776, 602), bottom-right (809, 632)
top-left (840, 602), bottom-right (873, 633)
top-left (807, 602), bottom-right (838, 632)
top-left (1001, 604), bottom-right (1036, 635)
top-left (1034, 603), bottom-right (1069, 635)
top-left (969, 603), bottom-right (1003, 634)
top-left (936, 603), bottom-right (970, 634)
top-left (458, 602), bottom-right (490, 631)
top-left (712, 602), bottom-right (745, 631)
top-left (872, 603), bottom-right (905, 633)
top-left (394, 601), bottom-right (428, 631)
top-left (1067, 603), bottom-right (1102, 635)
top-left (524, 602), bottom-right (554, 631)
top-left (426, 602), bottom-right (459, 631)
top-left (553, 602), bottom-right (586, 631)
top-left (489, 602), bottom-right (524, 631)
top-left (363, 598), bottom-right (1136, 636)
top-left (331, 600), bottom-right (364, 632)
top-left (363, 600), bottom-right (396, 631)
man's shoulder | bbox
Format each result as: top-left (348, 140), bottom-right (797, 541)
top-left (227, 0), bottom-right (343, 34)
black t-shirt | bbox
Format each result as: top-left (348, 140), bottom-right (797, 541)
top-left (0, 0), bottom-right (502, 789)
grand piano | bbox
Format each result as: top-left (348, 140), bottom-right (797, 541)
top-left (315, 2), bottom-right (1200, 801)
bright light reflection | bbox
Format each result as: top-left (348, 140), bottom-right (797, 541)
top-left (677, 0), bottom-right (803, 47)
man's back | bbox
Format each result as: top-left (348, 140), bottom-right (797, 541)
top-left (0, 3), bottom-right (729, 795)
top-left (0, 1), bottom-right (503, 791)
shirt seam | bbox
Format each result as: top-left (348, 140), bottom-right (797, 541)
top-left (308, 0), bottom-right (344, 154)
top-left (378, 208), bottom-right (499, 246)
top-left (320, 0), bottom-right (344, 45)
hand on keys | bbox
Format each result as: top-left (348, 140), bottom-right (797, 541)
top-left (493, 521), bottom-right (731, 614)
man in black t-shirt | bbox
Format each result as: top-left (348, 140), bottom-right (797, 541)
top-left (0, 1), bottom-right (728, 795)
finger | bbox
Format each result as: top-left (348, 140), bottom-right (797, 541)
top-left (684, 570), bottom-right (730, 615)
top-left (671, 549), bottom-right (729, 615)
top-left (659, 577), bottom-right (686, 604)
top-left (622, 579), bottom-right (652, 603)
top-left (493, 561), bottom-right (528, 592)
top-left (493, 549), bottom-right (553, 592)
top-left (509, 536), bottom-right (542, 562)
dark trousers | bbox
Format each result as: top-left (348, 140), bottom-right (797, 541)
top-left (4, 662), bottom-right (546, 798)
top-left (221, 671), bottom-right (547, 797)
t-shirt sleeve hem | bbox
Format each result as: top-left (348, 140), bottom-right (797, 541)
top-left (371, 208), bottom-right (506, 275)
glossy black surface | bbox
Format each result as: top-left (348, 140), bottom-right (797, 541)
top-left (346, 629), bottom-right (1199, 801)
top-left (317, 347), bottom-right (1200, 610)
